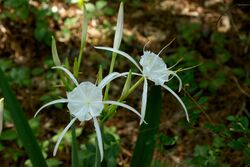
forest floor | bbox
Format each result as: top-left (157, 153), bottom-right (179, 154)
top-left (0, 0), bottom-right (250, 166)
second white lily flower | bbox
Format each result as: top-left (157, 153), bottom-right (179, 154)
top-left (95, 45), bottom-right (190, 124)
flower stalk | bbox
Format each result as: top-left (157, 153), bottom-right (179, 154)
top-left (103, 2), bottom-right (124, 102)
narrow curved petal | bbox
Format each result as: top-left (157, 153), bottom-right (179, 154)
top-left (131, 72), bottom-right (143, 77)
top-left (157, 38), bottom-right (175, 56)
top-left (95, 46), bottom-right (143, 73)
top-left (34, 99), bottom-right (68, 117)
top-left (166, 70), bottom-right (182, 92)
top-left (168, 58), bottom-right (183, 70)
top-left (98, 72), bottom-right (133, 89)
top-left (140, 79), bottom-right (148, 125)
top-left (93, 116), bottom-right (104, 162)
top-left (52, 66), bottom-right (79, 86)
top-left (102, 100), bottom-right (146, 124)
top-left (161, 84), bottom-right (189, 122)
top-left (113, 2), bottom-right (123, 50)
top-left (0, 98), bottom-right (4, 135)
top-left (53, 117), bottom-right (77, 156)
top-left (118, 72), bottom-right (143, 77)
top-left (98, 72), bottom-right (119, 89)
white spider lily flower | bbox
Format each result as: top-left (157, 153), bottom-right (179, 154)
top-left (0, 98), bottom-right (4, 135)
top-left (35, 66), bottom-right (143, 161)
top-left (95, 46), bottom-right (190, 124)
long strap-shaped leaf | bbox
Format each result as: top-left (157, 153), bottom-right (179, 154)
top-left (0, 68), bottom-right (47, 167)
top-left (131, 86), bottom-right (162, 167)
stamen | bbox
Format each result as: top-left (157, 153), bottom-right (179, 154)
top-left (169, 57), bottom-right (183, 70)
top-left (143, 40), bottom-right (151, 53)
top-left (157, 38), bottom-right (176, 56)
top-left (177, 63), bottom-right (202, 72)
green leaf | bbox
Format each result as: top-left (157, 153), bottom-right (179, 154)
top-left (97, 65), bottom-right (103, 85)
top-left (0, 59), bottom-right (12, 71)
top-left (212, 137), bottom-right (225, 148)
top-left (96, 1), bottom-right (107, 10)
top-left (77, 5), bottom-right (88, 72)
top-left (131, 86), bottom-right (162, 167)
top-left (226, 115), bottom-right (236, 121)
top-left (232, 68), bottom-right (245, 78)
top-left (0, 68), bottom-right (47, 167)
top-left (228, 139), bottom-right (245, 150)
top-left (194, 145), bottom-right (209, 157)
top-left (121, 69), bottom-right (132, 99)
top-left (85, 3), bottom-right (96, 13)
top-left (0, 129), bottom-right (18, 140)
top-left (159, 133), bottom-right (178, 147)
top-left (239, 116), bottom-right (249, 129)
top-left (51, 36), bottom-right (61, 66)
top-left (244, 147), bottom-right (250, 157)
top-left (46, 158), bottom-right (63, 167)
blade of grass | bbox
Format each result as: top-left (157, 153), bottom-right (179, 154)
top-left (75, 5), bottom-right (88, 78)
top-left (131, 85), bottom-right (162, 167)
top-left (0, 68), bottom-right (47, 167)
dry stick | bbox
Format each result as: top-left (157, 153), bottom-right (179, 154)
top-left (231, 76), bottom-right (250, 98)
top-left (183, 88), bottom-right (214, 124)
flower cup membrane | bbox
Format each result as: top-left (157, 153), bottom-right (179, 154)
top-left (140, 51), bottom-right (171, 86)
top-left (67, 82), bottom-right (104, 121)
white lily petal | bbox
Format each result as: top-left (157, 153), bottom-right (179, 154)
top-left (52, 66), bottom-right (79, 86)
top-left (95, 46), bottom-right (143, 73)
top-left (102, 100), bottom-right (146, 124)
top-left (131, 72), bottom-right (143, 77)
top-left (0, 98), bottom-right (4, 135)
top-left (98, 72), bottom-right (119, 89)
top-left (53, 117), bottom-right (77, 156)
top-left (166, 70), bottom-right (182, 92)
top-left (34, 99), bottom-right (68, 117)
top-left (113, 2), bottom-right (123, 50)
top-left (93, 116), bottom-right (104, 162)
top-left (98, 72), bottom-right (130, 89)
top-left (113, 72), bottom-right (143, 77)
top-left (161, 85), bottom-right (189, 122)
top-left (140, 79), bottom-right (148, 125)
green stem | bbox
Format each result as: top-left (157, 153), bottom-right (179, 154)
top-left (76, 6), bottom-right (88, 78)
top-left (104, 52), bottom-right (117, 101)
top-left (127, 77), bottom-right (144, 95)
top-left (101, 76), bottom-right (144, 122)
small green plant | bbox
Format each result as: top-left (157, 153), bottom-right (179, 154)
top-left (1, 0), bottom-right (53, 45)
top-left (187, 115), bottom-right (250, 167)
